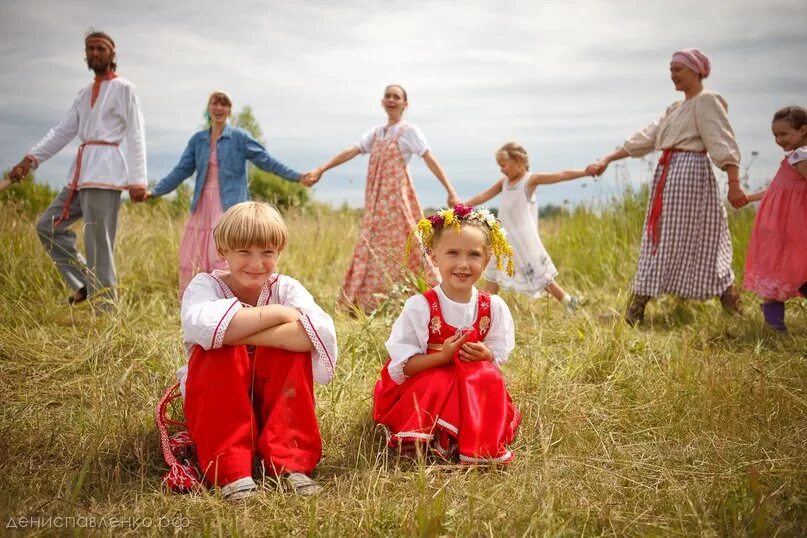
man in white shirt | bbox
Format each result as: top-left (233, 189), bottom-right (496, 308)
top-left (9, 31), bottom-right (147, 306)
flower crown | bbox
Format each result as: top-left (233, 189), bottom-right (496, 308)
top-left (407, 203), bottom-right (515, 277)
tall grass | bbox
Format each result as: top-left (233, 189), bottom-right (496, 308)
top-left (0, 191), bottom-right (804, 536)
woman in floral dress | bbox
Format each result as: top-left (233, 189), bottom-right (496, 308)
top-left (306, 85), bottom-right (459, 312)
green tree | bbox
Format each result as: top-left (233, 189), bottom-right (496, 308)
top-left (231, 106), bottom-right (309, 209)
top-left (232, 106), bottom-right (264, 144)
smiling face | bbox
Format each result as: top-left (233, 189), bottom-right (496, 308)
top-left (430, 224), bottom-right (491, 302)
top-left (207, 95), bottom-right (232, 126)
top-left (496, 151), bottom-right (527, 181)
top-left (771, 119), bottom-right (807, 152)
top-left (218, 243), bottom-right (281, 294)
top-left (669, 62), bottom-right (700, 94)
top-left (212, 201), bottom-right (288, 301)
top-left (381, 85), bottom-right (408, 120)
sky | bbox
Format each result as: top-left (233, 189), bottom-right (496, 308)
top-left (1, 0), bottom-right (805, 210)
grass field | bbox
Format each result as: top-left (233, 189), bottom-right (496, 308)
top-left (0, 188), bottom-right (805, 536)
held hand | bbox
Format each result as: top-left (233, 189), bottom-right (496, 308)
top-left (300, 168), bottom-right (322, 187)
top-left (129, 185), bottom-right (148, 203)
top-left (8, 166), bottom-right (26, 183)
top-left (9, 158), bottom-right (32, 182)
top-left (458, 341), bottom-right (494, 363)
top-left (727, 183), bottom-right (749, 209)
top-left (586, 160), bottom-right (607, 177)
top-left (447, 192), bottom-right (460, 208)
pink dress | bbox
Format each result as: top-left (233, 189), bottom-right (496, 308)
top-left (178, 143), bottom-right (226, 296)
top-left (744, 148), bottom-right (807, 301)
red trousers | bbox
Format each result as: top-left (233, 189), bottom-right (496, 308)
top-left (184, 345), bottom-right (321, 486)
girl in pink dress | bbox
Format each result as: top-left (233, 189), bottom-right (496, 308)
top-left (304, 85), bottom-right (460, 312)
top-left (744, 106), bottom-right (807, 332)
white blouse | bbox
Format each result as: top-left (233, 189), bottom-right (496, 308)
top-left (28, 76), bottom-right (147, 190)
top-left (356, 121), bottom-right (429, 163)
top-left (179, 271), bottom-right (338, 386)
top-left (622, 89), bottom-right (741, 170)
top-left (385, 286), bottom-right (515, 385)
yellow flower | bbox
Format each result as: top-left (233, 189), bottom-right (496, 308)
top-left (415, 218), bottom-right (435, 250)
top-left (441, 209), bottom-right (457, 231)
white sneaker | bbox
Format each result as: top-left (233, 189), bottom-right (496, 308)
top-left (284, 472), bottom-right (322, 496)
top-left (221, 476), bottom-right (257, 501)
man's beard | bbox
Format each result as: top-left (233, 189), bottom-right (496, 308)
top-left (87, 58), bottom-right (112, 74)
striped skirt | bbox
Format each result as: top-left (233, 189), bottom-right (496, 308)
top-left (632, 152), bottom-right (734, 299)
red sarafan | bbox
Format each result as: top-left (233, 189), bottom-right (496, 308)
top-left (373, 289), bottom-right (520, 464)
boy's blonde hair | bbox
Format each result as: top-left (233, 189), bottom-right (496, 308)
top-left (497, 142), bottom-right (530, 171)
top-left (214, 201), bottom-right (288, 252)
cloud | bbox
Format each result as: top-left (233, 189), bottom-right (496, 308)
top-left (1, 0), bottom-right (805, 208)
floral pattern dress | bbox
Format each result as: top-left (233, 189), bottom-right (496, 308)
top-left (341, 123), bottom-right (436, 310)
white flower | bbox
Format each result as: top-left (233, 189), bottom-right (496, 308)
top-left (476, 208), bottom-right (493, 221)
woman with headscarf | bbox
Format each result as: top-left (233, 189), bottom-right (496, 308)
top-left (148, 91), bottom-right (308, 296)
top-left (587, 49), bottom-right (749, 325)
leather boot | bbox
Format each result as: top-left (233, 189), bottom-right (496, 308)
top-left (719, 285), bottom-right (741, 314)
top-left (625, 293), bottom-right (651, 326)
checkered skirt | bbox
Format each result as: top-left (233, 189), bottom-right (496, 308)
top-left (632, 152), bottom-right (734, 299)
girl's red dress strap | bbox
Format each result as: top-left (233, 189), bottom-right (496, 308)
top-left (422, 288), bottom-right (493, 342)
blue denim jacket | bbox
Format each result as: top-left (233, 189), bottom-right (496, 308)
top-left (150, 125), bottom-right (301, 212)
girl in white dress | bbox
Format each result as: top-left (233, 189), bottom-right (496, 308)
top-left (465, 142), bottom-right (590, 310)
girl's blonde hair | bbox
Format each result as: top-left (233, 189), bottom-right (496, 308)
top-left (432, 219), bottom-right (492, 255)
top-left (497, 142), bottom-right (530, 171)
top-left (214, 201), bottom-right (287, 252)
top-left (410, 204), bottom-right (515, 277)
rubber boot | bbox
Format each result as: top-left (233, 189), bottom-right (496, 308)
top-left (760, 302), bottom-right (787, 332)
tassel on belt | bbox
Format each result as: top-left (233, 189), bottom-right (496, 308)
top-left (54, 140), bottom-right (120, 226)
